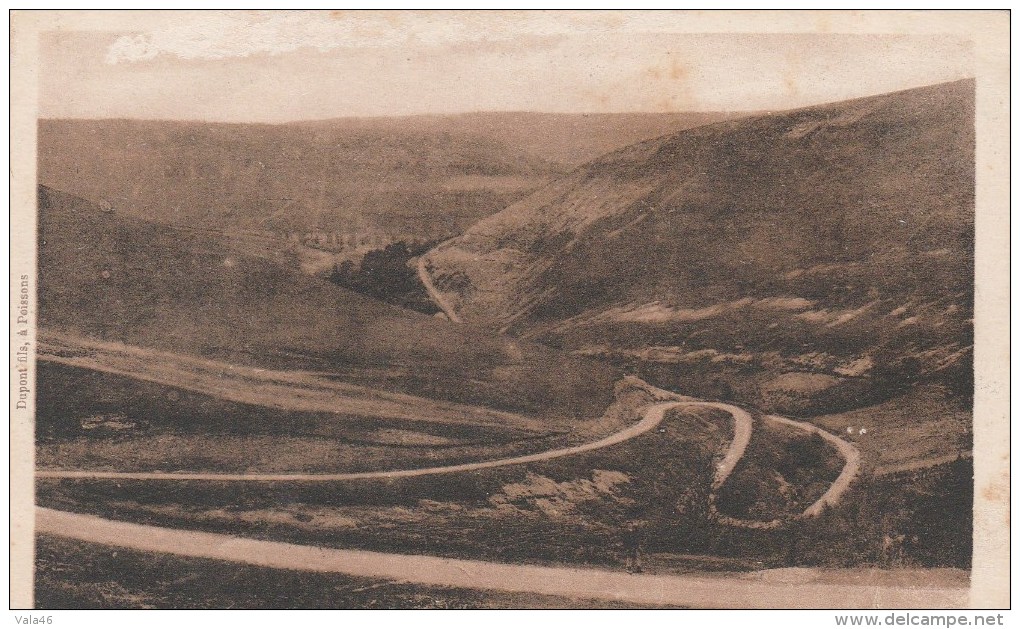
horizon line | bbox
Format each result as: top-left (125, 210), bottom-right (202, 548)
top-left (35, 77), bottom-right (974, 126)
top-left (37, 109), bottom-right (757, 126)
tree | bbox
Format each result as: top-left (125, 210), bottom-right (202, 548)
top-left (327, 240), bottom-right (440, 314)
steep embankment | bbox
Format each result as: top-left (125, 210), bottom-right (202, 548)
top-left (37, 185), bottom-right (618, 421)
top-left (422, 80), bottom-right (974, 419)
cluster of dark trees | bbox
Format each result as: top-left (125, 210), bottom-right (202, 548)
top-left (328, 241), bottom-right (440, 315)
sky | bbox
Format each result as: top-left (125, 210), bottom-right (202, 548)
top-left (37, 11), bottom-right (975, 122)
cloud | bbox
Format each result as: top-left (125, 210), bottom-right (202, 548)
top-left (104, 11), bottom-right (601, 64)
top-left (105, 34), bottom-right (158, 63)
top-left (105, 12), bottom-right (380, 63)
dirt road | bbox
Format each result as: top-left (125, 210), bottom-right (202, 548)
top-left (36, 344), bottom-right (852, 520)
top-left (706, 402), bottom-right (753, 487)
top-left (35, 507), bottom-right (967, 608)
top-left (36, 399), bottom-right (747, 483)
top-left (37, 334), bottom-right (764, 501)
top-left (765, 415), bottom-right (862, 517)
top-left (411, 257), bottom-right (853, 515)
top-left (875, 452), bottom-right (973, 477)
top-left (416, 255), bottom-right (463, 323)
top-left (36, 373), bottom-right (880, 606)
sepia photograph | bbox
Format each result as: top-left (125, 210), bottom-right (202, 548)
top-left (9, 9), bottom-right (1010, 613)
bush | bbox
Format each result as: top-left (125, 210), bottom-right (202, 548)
top-left (328, 241), bottom-right (440, 314)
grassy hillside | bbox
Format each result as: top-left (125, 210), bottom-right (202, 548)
top-left (37, 184), bottom-right (618, 421)
top-left (810, 383), bottom-right (971, 474)
top-left (35, 358), bottom-right (571, 475)
top-left (423, 80), bottom-right (974, 418)
top-left (40, 404), bottom-right (970, 570)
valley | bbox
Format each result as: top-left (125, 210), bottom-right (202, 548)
top-left (421, 80), bottom-right (975, 420)
top-left (34, 82), bottom-right (975, 608)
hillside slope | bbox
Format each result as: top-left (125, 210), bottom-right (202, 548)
top-left (422, 80), bottom-right (974, 413)
top-left (37, 185), bottom-right (618, 421)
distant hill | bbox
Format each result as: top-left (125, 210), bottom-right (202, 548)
top-left (37, 185), bottom-right (618, 421)
top-left (37, 118), bottom-right (559, 242)
top-left (422, 80), bottom-right (975, 413)
top-left (293, 111), bottom-right (745, 167)
top-left (37, 112), bottom-right (742, 243)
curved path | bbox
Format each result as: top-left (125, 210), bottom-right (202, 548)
top-left (36, 387), bottom-right (873, 608)
top-left (35, 507), bottom-right (967, 608)
top-left (36, 399), bottom-right (750, 484)
top-left (36, 381), bottom-right (852, 522)
top-left (765, 415), bottom-right (862, 517)
top-left (711, 415), bottom-right (860, 529)
top-left (706, 402), bottom-right (753, 488)
top-left (416, 254), bottom-right (463, 323)
top-left (413, 256), bottom-right (855, 518)
top-left (875, 451), bottom-right (973, 477)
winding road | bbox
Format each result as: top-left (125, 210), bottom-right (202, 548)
top-left (36, 332), bottom-right (857, 518)
top-left (416, 254), bottom-right (463, 323)
top-left (37, 285), bottom-right (867, 607)
top-left (38, 390), bottom-right (861, 533)
top-left (765, 415), bottom-right (862, 517)
top-left (36, 369), bottom-right (873, 608)
top-left (411, 260), bottom-right (860, 515)
top-left (36, 399), bottom-right (752, 484)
